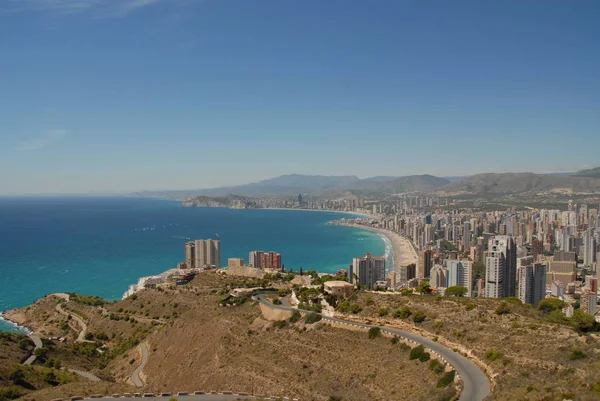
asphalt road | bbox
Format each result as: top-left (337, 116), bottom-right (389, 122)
top-left (255, 293), bottom-right (491, 401)
top-left (23, 333), bottom-right (43, 365)
top-left (91, 394), bottom-right (286, 400)
top-left (131, 342), bottom-right (149, 387)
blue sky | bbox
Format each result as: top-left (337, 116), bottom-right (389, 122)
top-left (1, 0), bottom-right (599, 194)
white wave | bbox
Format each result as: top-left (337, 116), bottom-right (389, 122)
top-left (0, 313), bottom-right (32, 334)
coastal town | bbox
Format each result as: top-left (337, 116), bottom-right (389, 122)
top-left (126, 194), bottom-right (600, 324)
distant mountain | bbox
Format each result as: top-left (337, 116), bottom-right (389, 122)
top-left (361, 176), bottom-right (399, 183)
top-left (135, 173), bottom-right (451, 198)
top-left (438, 173), bottom-right (600, 195)
top-left (350, 175), bottom-right (450, 194)
top-left (573, 167), bottom-right (600, 179)
top-left (254, 174), bottom-right (360, 189)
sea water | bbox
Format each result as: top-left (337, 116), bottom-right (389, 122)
top-left (0, 196), bottom-right (387, 332)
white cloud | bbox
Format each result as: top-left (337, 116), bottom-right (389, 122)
top-left (16, 129), bottom-right (68, 151)
top-left (2, 0), bottom-right (164, 17)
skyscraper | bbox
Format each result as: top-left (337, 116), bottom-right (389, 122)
top-left (583, 228), bottom-right (597, 267)
top-left (462, 222), bottom-right (471, 250)
top-left (517, 256), bottom-right (547, 306)
top-left (194, 239), bottom-right (221, 268)
top-left (351, 252), bottom-right (385, 288)
top-left (418, 249), bottom-right (434, 279)
top-left (185, 241), bottom-right (196, 269)
top-left (446, 259), bottom-right (473, 296)
top-left (485, 236), bottom-right (517, 298)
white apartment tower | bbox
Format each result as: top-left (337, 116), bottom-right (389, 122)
top-left (194, 239), bottom-right (221, 268)
top-left (485, 235), bottom-right (517, 298)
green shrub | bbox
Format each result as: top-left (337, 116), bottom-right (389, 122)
top-left (377, 307), bottom-right (389, 317)
top-left (8, 367), bottom-right (24, 385)
top-left (366, 295), bottom-right (374, 305)
top-left (484, 348), bottom-right (503, 362)
top-left (538, 298), bottom-right (565, 313)
top-left (272, 320), bottom-right (288, 329)
top-left (429, 359), bottom-right (444, 374)
top-left (0, 386), bottom-right (22, 400)
top-left (289, 310), bottom-right (301, 323)
top-left (418, 352), bottom-right (431, 362)
top-left (412, 310), bottom-right (426, 323)
top-left (437, 370), bottom-right (456, 388)
top-left (569, 350), bottom-right (586, 360)
top-left (495, 302), bottom-right (510, 315)
top-left (272, 297), bottom-right (282, 305)
top-left (390, 336), bottom-right (399, 345)
top-left (393, 306), bottom-right (412, 319)
top-left (409, 345), bottom-right (425, 360)
top-left (368, 327), bottom-right (381, 339)
top-left (465, 303), bottom-right (476, 311)
top-left (305, 312), bottom-right (322, 324)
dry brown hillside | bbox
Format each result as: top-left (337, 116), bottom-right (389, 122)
top-left (342, 292), bottom-right (600, 401)
top-left (2, 272), bottom-right (456, 401)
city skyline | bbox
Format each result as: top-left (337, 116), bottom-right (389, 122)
top-left (1, 0), bottom-right (599, 195)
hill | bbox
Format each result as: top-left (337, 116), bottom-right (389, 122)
top-left (437, 172), bottom-right (600, 195)
top-left (2, 272), bottom-right (453, 401)
top-left (134, 173), bottom-right (451, 198)
top-left (350, 174), bottom-right (450, 195)
top-left (573, 167), bottom-right (600, 179)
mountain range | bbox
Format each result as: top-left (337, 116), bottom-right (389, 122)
top-left (134, 167), bottom-right (600, 198)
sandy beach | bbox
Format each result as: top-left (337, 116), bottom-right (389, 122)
top-left (336, 223), bottom-right (418, 273)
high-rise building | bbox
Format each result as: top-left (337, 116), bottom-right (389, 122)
top-left (485, 235), bottom-right (517, 298)
top-left (430, 265), bottom-right (446, 288)
top-left (350, 252), bottom-right (385, 288)
top-left (581, 291), bottom-right (598, 315)
top-left (517, 256), bottom-right (547, 306)
top-left (583, 228), bottom-right (597, 267)
top-left (249, 250), bottom-right (282, 269)
top-left (194, 239), bottom-right (221, 268)
top-left (462, 222), bottom-right (471, 250)
top-left (418, 249), bottom-right (434, 279)
top-left (185, 241), bottom-right (196, 269)
top-left (446, 259), bottom-right (473, 296)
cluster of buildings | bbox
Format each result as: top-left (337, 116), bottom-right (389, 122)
top-left (229, 194), bottom-right (365, 212)
top-left (227, 250), bottom-right (283, 271)
top-left (184, 239), bottom-right (221, 269)
top-left (349, 252), bottom-right (386, 289)
top-left (364, 199), bottom-right (600, 314)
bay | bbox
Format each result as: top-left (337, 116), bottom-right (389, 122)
top-left (0, 196), bottom-right (386, 332)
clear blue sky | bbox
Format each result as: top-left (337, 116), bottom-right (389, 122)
top-left (1, 0), bottom-right (599, 194)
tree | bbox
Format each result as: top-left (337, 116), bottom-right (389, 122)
top-left (43, 370), bottom-right (57, 384)
top-left (409, 345), bottom-right (425, 360)
top-left (445, 286), bottom-right (468, 297)
top-left (417, 280), bottom-right (431, 294)
top-left (538, 298), bottom-right (566, 313)
top-left (571, 309), bottom-right (596, 332)
top-left (300, 267), bottom-right (303, 276)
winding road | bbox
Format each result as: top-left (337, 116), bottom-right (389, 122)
top-left (131, 341), bottom-right (149, 387)
top-left (255, 293), bottom-right (491, 401)
top-left (23, 333), bottom-right (43, 365)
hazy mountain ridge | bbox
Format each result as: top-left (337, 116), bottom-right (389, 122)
top-left (573, 167), bottom-right (600, 179)
top-left (438, 172), bottom-right (600, 195)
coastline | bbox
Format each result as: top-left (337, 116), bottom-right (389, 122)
top-left (0, 311), bottom-right (31, 334)
top-left (252, 207), bottom-right (373, 219)
top-left (337, 223), bottom-right (418, 277)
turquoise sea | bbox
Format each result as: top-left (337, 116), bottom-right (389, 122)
top-left (0, 197), bottom-right (387, 332)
